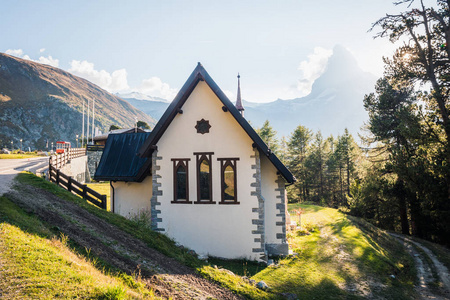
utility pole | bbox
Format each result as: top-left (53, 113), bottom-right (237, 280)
top-left (82, 101), bottom-right (85, 147)
top-left (87, 98), bottom-right (90, 145)
top-left (91, 98), bottom-right (95, 144)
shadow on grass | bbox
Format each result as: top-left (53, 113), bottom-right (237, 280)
top-left (327, 214), bottom-right (415, 299)
top-left (208, 257), bottom-right (268, 277)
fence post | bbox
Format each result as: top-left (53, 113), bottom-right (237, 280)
top-left (102, 195), bottom-right (107, 210)
top-left (56, 169), bottom-right (60, 186)
top-left (82, 185), bottom-right (87, 199)
top-left (68, 177), bottom-right (72, 193)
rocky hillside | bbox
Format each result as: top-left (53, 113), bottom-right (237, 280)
top-left (0, 53), bottom-right (155, 150)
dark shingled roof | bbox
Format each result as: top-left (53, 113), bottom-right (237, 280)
top-left (94, 132), bottom-right (151, 181)
top-left (136, 63), bottom-right (295, 184)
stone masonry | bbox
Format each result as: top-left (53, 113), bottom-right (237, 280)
top-left (265, 176), bottom-right (289, 256)
top-left (87, 150), bottom-right (103, 182)
top-left (250, 148), bottom-right (266, 260)
top-left (151, 150), bottom-right (164, 231)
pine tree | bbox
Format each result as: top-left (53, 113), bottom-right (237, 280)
top-left (256, 120), bottom-right (280, 156)
top-left (287, 125), bottom-right (312, 202)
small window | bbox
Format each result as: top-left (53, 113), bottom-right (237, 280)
top-left (171, 159), bottom-right (191, 203)
top-left (218, 158), bottom-right (240, 204)
top-left (194, 152), bottom-right (214, 204)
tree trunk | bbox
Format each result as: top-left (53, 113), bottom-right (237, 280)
top-left (397, 179), bottom-right (410, 235)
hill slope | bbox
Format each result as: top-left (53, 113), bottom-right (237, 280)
top-left (2, 172), bottom-right (436, 299)
top-left (0, 53), bottom-right (155, 149)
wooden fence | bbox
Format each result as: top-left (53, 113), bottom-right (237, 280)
top-left (48, 164), bottom-right (107, 209)
top-left (49, 147), bottom-right (86, 169)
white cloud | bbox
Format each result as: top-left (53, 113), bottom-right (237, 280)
top-left (136, 76), bottom-right (178, 100)
top-left (68, 60), bottom-right (129, 93)
top-left (223, 90), bottom-right (235, 101)
top-left (297, 47), bottom-right (332, 97)
top-left (5, 49), bottom-right (177, 99)
top-left (5, 48), bottom-right (59, 67)
top-left (37, 56), bottom-right (59, 67)
top-left (5, 49), bottom-right (24, 57)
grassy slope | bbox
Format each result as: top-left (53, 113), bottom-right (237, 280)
top-left (4, 173), bottom-right (420, 299)
top-left (251, 204), bottom-right (415, 299)
top-left (0, 196), bottom-right (157, 299)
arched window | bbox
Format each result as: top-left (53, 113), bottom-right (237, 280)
top-left (218, 158), bottom-right (240, 204)
top-left (194, 152), bottom-right (214, 203)
top-left (176, 164), bottom-right (187, 200)
top-left (171, 159), bottom-right (191, 203)
top-left (223, 164), bottom-right (235, 201)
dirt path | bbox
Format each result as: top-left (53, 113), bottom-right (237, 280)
top-left (390, 233), bottom-right (450, 300)
top-left (5, 179), bottom-right (242, 300)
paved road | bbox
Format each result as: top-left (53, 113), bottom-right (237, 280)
top-left (0, 156), bottom-right (49, 196)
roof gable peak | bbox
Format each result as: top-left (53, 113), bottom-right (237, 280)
top-left (136, 63), bottom-right (295, 183)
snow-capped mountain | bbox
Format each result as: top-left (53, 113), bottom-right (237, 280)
top-left (244, 45), bottom-right (377, 138)
top-left (116, 92), bottom-right (168, 103)
top-left (117, 92), bottom-right (170, 120)
top-left (119, 45), bottom-right (377, 139)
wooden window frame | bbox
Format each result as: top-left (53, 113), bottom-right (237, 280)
top-left (194, 152), bottom-right (215, 204)
top-left (171, 158), bottom-right (191, 204)
top-left (217, 158), bottom-right (240, 205)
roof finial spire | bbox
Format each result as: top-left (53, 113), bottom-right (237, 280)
top-left (235, 73), bottom-right (245, 117)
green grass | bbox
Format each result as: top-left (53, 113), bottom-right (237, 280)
top-left (87, 182), bottom-right (111, 211)
top-left (248, 204), bottom-right (416, 299)
top-left (0, 196), bottom-right (157, 299)
top-left (16, 172), bottom-right (201, 268)
top-left (15, 172), bottom-right (268, 297)
top-left (0, 153), bottom-right (43, 159)
top-left (10, 172), bottom-right (419, 299)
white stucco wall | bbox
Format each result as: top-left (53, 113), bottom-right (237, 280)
top-left (156, 81), bottom-right (262, 260)
top-left (60, 156), bottom-right (87, 179)
top-left (112, 175), bottom-right (153, 219)
top-left (261, 155), bottom-right (284, 244)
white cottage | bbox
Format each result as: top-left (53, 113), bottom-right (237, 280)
top-left (95, 63), bottom-right (295, 261)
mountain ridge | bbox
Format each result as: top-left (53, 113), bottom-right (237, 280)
top-left (118, 46), bottom-right (377, 139)
top-left (0, 53), bottom-right (155, 149)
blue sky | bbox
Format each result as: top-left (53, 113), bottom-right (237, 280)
top-left (2, 0), bottom-right (409, 102)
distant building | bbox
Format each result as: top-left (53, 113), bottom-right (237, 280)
top-left (95, 63), bottom-right (295, 261)
top-left (93, 128), bottom-right (148, 145)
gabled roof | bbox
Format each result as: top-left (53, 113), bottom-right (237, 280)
top-left (94, 132), bottom-right (151, 182)
top-left (136, 63), bottom-right (295, 184)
